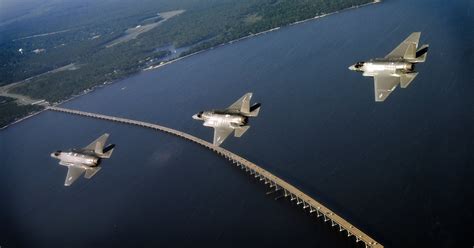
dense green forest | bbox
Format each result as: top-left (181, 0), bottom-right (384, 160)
top-left (0, 0), bottom-right (373, 127)
top-left (0, 96), bottom-right (43, 128)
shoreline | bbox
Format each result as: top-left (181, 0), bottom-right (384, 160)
top-left (144, 1), bottom-right (379, 71)
top-left (0, 108), bottom-right (48, 130)
top-left (1, 0), bottom-right (380, 130)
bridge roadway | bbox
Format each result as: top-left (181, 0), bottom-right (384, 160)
top-left (48, 106), bottom-right (383, 248)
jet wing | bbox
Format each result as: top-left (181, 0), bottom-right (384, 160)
top-left (64, 166), bottom-right (86, 186)
top-left (227, 93), bottom-right (252, 113)
top-left (59, 161), bottom-right (74, 166)
top-left (84, 167), bottom-right (102, 179)
top-left (84, 133), bottom-right (109, 154)
top-left (385, 32), bottom-right (420, 59)
top-left (373, 76), bottom-right (400, 102)
top-left (213, 127), bottom-right (233, 146)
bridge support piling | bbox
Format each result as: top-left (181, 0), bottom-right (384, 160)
top-left (46, 106), bottom-right (383, 248)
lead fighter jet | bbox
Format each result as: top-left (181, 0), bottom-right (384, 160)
top-left (349, 32), bottom-right (429, 101)
top-left (193, 93), bottom-right (261, 146)
top-left (50, 133), bottom-right (115, 186)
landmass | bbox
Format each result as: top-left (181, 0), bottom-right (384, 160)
top-left (0, 0), bottom-right (377, 129)
top-left (0, 96), bottom-right (43, 127)
top-left (106, 10), bottom-right (186, 48)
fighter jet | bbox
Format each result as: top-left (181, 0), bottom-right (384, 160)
top-left (192, 93), bottom-right (261, 146)
top-left (349, 32), bottom-right (429, 101)
top-left (50, 133), bottom-right (115, 186)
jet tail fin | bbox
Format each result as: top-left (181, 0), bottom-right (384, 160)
top-left (99, 144), bottom-right (115, 159)
top-left (414, 44), bottom-right (429, 63)
top-left (404, 43), bottom-right (417, 59)
top-left (406, 44), bottom-right (429, 63)
top-left (400, 72), bottom-right (418, 88)
top-left (234, 126), bottom-right (250, 137)
top-left (246, 103), bottom-right (261, 117)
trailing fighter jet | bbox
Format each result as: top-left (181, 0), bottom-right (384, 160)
top-left (349, 32), bottom-right (429, 102)
top-left (50, 133), bottom-right (115, 186)
top-left (192, 93), bottom-right (261, 146)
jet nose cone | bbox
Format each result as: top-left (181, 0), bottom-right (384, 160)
top-left (51, 151), bottom-right (61, 158)
top-left (348, 65), bottom-right (356, 71)
top-left (193, 112), bottom-right (203, 120)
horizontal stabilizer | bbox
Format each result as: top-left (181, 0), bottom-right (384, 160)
top-left (400, 72), bottom-right (418, 88)
top-left (234, 126), bottom-right (250, 137)
top-left (84, 167), bottom-right (102, 179)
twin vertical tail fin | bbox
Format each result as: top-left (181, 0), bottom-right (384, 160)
top-left (84, 133), bottom-right (115, 158)
top-left (234, 103), bottom-right (260, 137)
top-left (247, 103), bottom-right (261, 117)
top-left (414, 44), bottom-right (429, 63)
top-left (387, 32), bottom-right (428, 63)
top-left (228, 93), bottom-right (252, 114)
top-left (403, 43), bottom-right (417, 60)
top-left (406, 44), bottom-right (429, 63)
top-left (400, 34), bottom-right (427, 88)
top-left (100, 144), bottom-right (115, 158)
top-left (227, 92), bottom-right (261, 117)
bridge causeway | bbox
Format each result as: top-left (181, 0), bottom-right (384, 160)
top-left (47, 106), bottom-right (383, 248)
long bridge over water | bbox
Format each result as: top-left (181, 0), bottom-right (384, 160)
top-left (48, 106), bottom-right (383, 248)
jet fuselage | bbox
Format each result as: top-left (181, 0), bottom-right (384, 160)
top-left (348, 32), bottom-right (428, 102)
top-left (51, 133), bottom-right (114, 186)
top-left (192, 92), bottom-right (260, 146)
top-left (349, 59), bottom-right (414, 77)
top-left (51, 150), bottom-right (100, 168)
top-left (193, 110), bottom-right (248, 129)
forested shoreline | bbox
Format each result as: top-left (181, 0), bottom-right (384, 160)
top-left (0, 0), bottom-right (375, 128)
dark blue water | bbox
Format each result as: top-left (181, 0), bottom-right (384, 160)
top-left (1, 0), bottom-right (473, 247)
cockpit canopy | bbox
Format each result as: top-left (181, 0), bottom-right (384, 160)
top-left (196, 111), bottom-right (203, 118)
top-left (54, 151), bottom-right (61, 156)
top-left (354, 61), bottom-right (364, 68)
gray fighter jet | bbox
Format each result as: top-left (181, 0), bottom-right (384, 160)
top-left (50, 133), bottom-right (115, 186)
top-left (192, 93), bottom-right (261, 146)
top-left (349, 32), bottom-right (429, 101)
